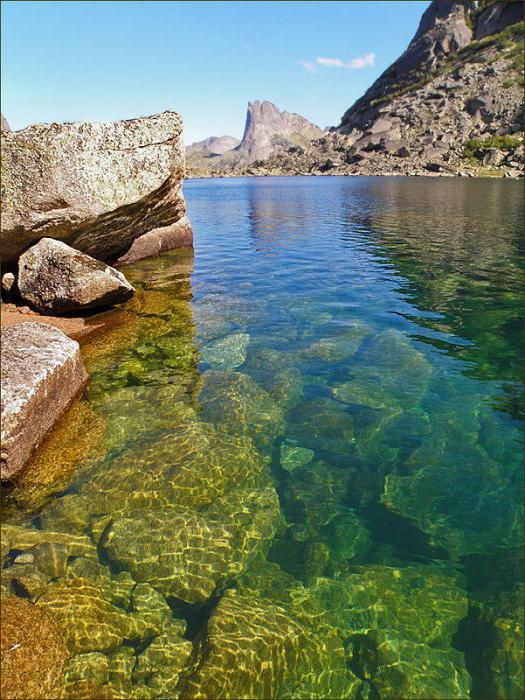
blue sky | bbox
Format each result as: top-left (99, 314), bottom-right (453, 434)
top-left (1, 1), bottom-right (429, 143)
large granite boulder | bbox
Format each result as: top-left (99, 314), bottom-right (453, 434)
top-left (1, 113), bottom-right (10, 131)
top-left (0, 595), bottom-right (69, 700)
top-left (0, 111), bottom-right (192, 264)
top-left (18, 238), bottom-right (134, 313)
top-left (0, 323), bottom-right (88, 480)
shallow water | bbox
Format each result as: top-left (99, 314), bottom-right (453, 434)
top-left (2, 177), bottom-right (524, 699)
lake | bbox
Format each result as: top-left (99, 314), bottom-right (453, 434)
top-left (3, 176), bottom-right (523, 699)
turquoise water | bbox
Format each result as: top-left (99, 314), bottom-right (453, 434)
top-left (2, 177), bottom-right (523, 699)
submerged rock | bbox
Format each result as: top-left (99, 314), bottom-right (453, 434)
top-left (1, 111), bottom-right (192, 264)
top-left (201, 332), bottom-right (250, 370)
top-left (0, 322), bottom-right (88, 480)
top-left (279, 442), bottom-right (314, 472)
top-left (312, 564), bottom-right (471, 698)
top-left (101, 487), bottom-right (282, 604)
top-left (179, 589), bottom-right (361, 699)
top-left (77, 421), bottom-right (267, 517)
top-left (18, 238), bottom-right (134, 314)
top-left (37, 577), bottom-right (157, 655)
top-left (0, 595), bottom-right (68, 700)
top-left (199, 370), bottom-right (284, 447)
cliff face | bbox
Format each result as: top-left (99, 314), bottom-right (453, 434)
top-left (339, 0), bottom-right (523, 133)
top-left (235, 100), bottom-right (322, 162)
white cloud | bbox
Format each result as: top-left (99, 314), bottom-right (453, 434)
top-left (297, 60), bottom-right (317, 74)
top-left (346, 52), bottom-right (376, 69)
top-left (298, 52), bottom-right (375, 72)
top-left (317, 57), bottom-right (345, 68)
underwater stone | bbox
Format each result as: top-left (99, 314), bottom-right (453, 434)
top-left (36, 578), bottom-right (157, 655)
top-left (1, 595), bottom-right (68, 700)
top-left (101, 507), bottom-right (241, 603)
top-left (1, 523), bottom-right (97, 559)
top-left (301, 321), bottom-right (372, 363)
top-left (65, 653), bottom-right (110, 687)
top-left (287, 398), bottom-right (355, 456)
top-left (199, 370), bottom-right (284, 447)
top-left (280, 443), bottom-right (314, 472)
top-left (7, 400), bottom-right (106, 515)
top-left (133, 629), bottom-right (193, 696)
top-left (78, 422), bottom-right (267, 517)
top-left (202, 332), bottom-right (250, 370)
top-left (351, 629), bottom-right (471, 699)
top-left (102, 488), bottom-right (282, 605)
top-left (312, 564), bottom-right (468, 646)
top-left (180, 589), bottom-right (362, 700)
top-left (382, 435), bottom-right (523, 558)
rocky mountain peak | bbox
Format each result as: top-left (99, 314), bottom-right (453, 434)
top-left (339, 0), bottom-right (477, 132)
top-left (236, 100), bottom-right (322, 161)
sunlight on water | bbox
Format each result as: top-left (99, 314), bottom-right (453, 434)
top-left (2, 177), bottom-right (523, 699)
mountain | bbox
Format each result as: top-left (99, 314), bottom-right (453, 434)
top-left (339, 0), bottom-right (523, 133)
top-left (234, 100), bottom-right (322, 162)
top-left (233, 0), bottom-right (523, 178)
top-left (186, 101), bottom-right (322, 176)
top-left (186, 135), bottom-right (240, 155)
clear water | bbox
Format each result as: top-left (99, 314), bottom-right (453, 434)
top-left (2, 177), bottom-right (523, 699)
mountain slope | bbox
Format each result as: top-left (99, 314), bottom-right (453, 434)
top-left (235, 1), bottom-right (523, 178)
top-left (187, 135), bottom-right (240, 155)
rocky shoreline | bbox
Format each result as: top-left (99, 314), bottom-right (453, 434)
top-left (1, 110), bottom-right (194, 482)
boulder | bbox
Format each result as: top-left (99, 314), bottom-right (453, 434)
top-left (0, 111), bottom-right (193, 264)
top-left (0, 113), bottom-right (10, 131)
top-left (483, 147), bottom-right (503, 166)
top-left (0, 595), bottom-right (69, 700)
top-left (17, 238), bottom-right (134, 313)
top-left (0, 322), bottom-right (88, 480)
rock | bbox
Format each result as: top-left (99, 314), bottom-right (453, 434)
top-left (280, 442), bottom-right (314, 472)
top-left (1, 272), bottom-right (16, 298)
top-left (101, 488), bottom-right (282, 604)
top-left (37, 578), bottom-right (157, 655)
top-left (1, 111), bottom-right (192, 264)
top-left (0, 323), bottom-right (88, 480)
top-left (1, 113), bottom-right (10, 131)
top-left (465, 96), bottom-right (487, 116)
top-left (483, 147), bottom-right (503, 166)
top-left (114, 214), bottom-right (193, 266)
top-left (339, 0), bottom-right (474, 132)
top-left (187, 135), bottom-right (240, 155)
top-left (17, 238), bottom-right (134, 314)
top-left (234, 100), bottom-right (322, 162)
top-left (179, 589), bottom-right (361, 699)
top-left (201, 332), bottom-right (250, 370)
top-left (1, 596), bottom-right (69, 700)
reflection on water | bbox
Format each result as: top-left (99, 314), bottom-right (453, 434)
top-left (1, 177), bottom-right (523, 700)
